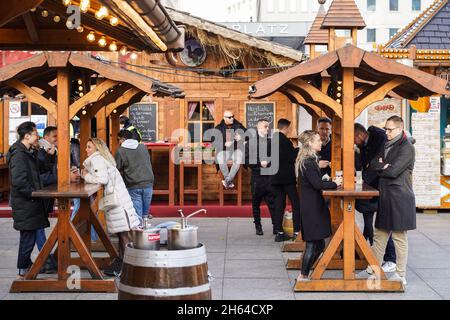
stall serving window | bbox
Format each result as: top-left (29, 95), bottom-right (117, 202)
top-left (187, 100), bottom-right (215, 143)
top-left (8, 100), bottom-right (48, 145)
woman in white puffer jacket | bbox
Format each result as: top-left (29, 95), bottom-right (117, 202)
top-left (81, 138), bottom-right (140, 275)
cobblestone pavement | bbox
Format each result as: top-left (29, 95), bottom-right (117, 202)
top-left (1, 214), bottom-right (449, 300)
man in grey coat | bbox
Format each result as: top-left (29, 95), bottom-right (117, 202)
top-left (368, 116), bottom-right (415, 286)
top-left (115, 130), bottom-right (154, 219)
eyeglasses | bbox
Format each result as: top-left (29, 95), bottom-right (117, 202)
top-left (225, 115), bottom-right (234, 119)
top-left (383, 127), bottom-right (398, 132)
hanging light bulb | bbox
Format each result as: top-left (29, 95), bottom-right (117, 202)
top-left (119, 46), bottom-right (128, 56)
top-left (41, 10), bottom-right (49, 17)
top-left (80, 0), bottom-right (90, 13)
top-left (130, 52), bottom-right (138, 60)
top-left (113, 109), bottom-right (117, 114)
top-left (76, 26), bottom-right (84, 33)
top-left (98, 36), bottom-right (107, 47)
top-left (66, 19), bottom-right (73, 29)
top-left (78, 86), bottom-right (83, 91)
top-left (53, 15), bottom-right (61, 23)
top-left (77, 79), bottom-right (83, 85)
top-left (87, 31), bottom-right (96, 42)
top-left (109, 41), bottom-right (118, 52)
top-left (82, 110), bottom-right (87, 115)
top-left (95, 6), bottom-right (109, 20)
top-left (79, 92), bottom-right (84, 97)
top-left (62, 0), bottom-right (72, 6)
top-left (110, 16), bottom-right (119, 26)
top-left (30, 8), bottom-right (37, 12)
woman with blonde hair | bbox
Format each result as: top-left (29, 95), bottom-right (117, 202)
top-left (296, 130), bottom-right (342, 281)
top-left (81, 137), bottom-right (140, 276)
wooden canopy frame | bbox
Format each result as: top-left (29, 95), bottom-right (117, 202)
top-left (250, 44), bottom-right (450, 292)
top-left (1, 51), bottom-right (183, 293)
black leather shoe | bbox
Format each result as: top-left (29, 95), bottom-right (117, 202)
top-left (275, 232), bottom-right (290, 242)
top-left (255, 224), bottom-right (263, 236)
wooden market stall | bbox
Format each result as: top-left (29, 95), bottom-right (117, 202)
top-left (249, 43), bottom-right (450, 292)
top-left (0, 0), bottom-right (185, 293)
top-left (101, 7), bottom-right (306, 209)
top-left (379, 0), bottom-right (450, 211)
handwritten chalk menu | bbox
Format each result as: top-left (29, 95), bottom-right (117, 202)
top-left (245, 102), bottom-right (275, 130)
top-left (129, 103), bottom-right (158, 142)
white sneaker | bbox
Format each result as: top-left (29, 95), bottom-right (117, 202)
top-left (222, 180), bottom-right (228, 189)
top-left (389, 272), bottom-right (407, 285)
top-left (382, 261), bottom-right (397, 273)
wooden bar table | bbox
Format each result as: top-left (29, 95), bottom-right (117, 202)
top-left (145, 143), bottom-right (176, 206)
top-left (294, 184), bottom-right (404, 292)
top-left (10, 182), bottom-right (118, 293)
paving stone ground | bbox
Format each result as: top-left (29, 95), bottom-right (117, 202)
top-left (1, 213), bottom-right (449, 300)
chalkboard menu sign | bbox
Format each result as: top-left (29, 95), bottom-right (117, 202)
top-left (129, 103), bottom-right (158, 142)
top-left (245, 102), bottom-right (275, 130)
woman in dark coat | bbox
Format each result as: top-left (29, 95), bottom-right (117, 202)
top-left (296, 130), bottom-right (342, 280)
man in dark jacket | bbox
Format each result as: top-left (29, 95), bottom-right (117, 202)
top-left (354, 123), bottom-right (397, 273)
top-left (317, 117), bottom-right (332, 177)
top-left (115, 130), bottom-right (155, 218)
top-left (212, 110), bottom-right (247, 189)
top-left (367, 116), bottom-right (415, 286)
top-left (6, 121), bottom-right (49, 279)
top-left (245, 119), bottom-right (276, 236)
top-left (119, 115), bottom-right (142, 142)
top-left (271, 119), bottom-right (300, 242)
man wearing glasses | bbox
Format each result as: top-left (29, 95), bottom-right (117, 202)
top-left (362, 116), bottom-right (416, 286)
top-left (213, 110), bottom-right (247, 189)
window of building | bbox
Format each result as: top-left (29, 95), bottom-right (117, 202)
top-left (267, 0), bottom-right (275, 12)
top-left (187, 100), bottom-right (215, 143)
top-left (367, 28), bottom-right (376, 43)
top-left (289, 0), bottom-right (297, 12)
top-left (300, 0), bottom-right (308, 12)
top-left (367, 0), bottom-right (376, 11)
top-left (389, 28), bottom-right (399, 38)
top-left (412, 0), bottom-right (421, 11)
top-left (389, 0), bottom-right (398, 11)
top-left (278, 0), bottom-right (286, 12)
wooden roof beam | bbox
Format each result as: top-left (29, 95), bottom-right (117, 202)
top-left (0, 0), bottom-right (42, 27)
top-left (4, 79), bottom-right (56, 117)
top-left (105, 88), bottom-right (141, 116)
top-left (0, 53), bottom-right (47, 82)
top-left (87, 83), bottom-right (133, 118)
top-left (22, 12), bottom-right (39, 43)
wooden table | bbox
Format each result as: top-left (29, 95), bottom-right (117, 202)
top-left (294, 184), bottom-right (404, 292)
top-left (10, 182), bottom-right (118, 293)
top-left (145, 143), bottom-right (176, 206)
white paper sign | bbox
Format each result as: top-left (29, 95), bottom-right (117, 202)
top-left (429, 97), bottom-right (441, 113)
top-left (9, 100), bottom-right (21, 118)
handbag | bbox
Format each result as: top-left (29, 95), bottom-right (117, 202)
top-left (99, 167), bottom-right (119, 211)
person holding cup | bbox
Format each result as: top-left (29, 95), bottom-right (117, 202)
top-left (295, 130), bottom-right (342, 281)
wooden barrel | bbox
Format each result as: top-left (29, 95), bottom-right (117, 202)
top-left (118, 243), bottom-right (211, 300)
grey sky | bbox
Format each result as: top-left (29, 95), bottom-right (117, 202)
top-left (178, 0), bottom-right (229, 21)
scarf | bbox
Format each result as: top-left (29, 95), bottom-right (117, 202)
top-left (384, 132), bottom-right (403, 158)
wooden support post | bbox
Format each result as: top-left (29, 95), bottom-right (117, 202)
top-left (110, 112), bottom-right (120, 155)
top-left (57, 68), bottom-right (70, 190)
top-left (96, 107), bottom-right (107, 143)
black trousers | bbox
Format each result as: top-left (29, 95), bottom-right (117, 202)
top-left (272, 184), bottom-right (301, 233)
top-left (362, 212), bottom-right (397, 263)
top-left (251, 175), bottom-right (276, 225)
top-left (17, 230), bottom-right (37, 269)
top-left (301, 239), bottom-right (325, 276)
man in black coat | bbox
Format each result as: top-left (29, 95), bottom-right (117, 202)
top-left (245, 119), bottom-right (276, 236)
top-left (212, 110), bottom-right (247, 189)
top-left (6, 122), bottom-right (49, 279)
top-left (270, 119), bottom-right (300, 242)
top-left (317, 117), bottom-right (332, 177)
top-left (354, 123), bottom-right (397, 273)
top-left (368, 116), bottom-right (416, 286)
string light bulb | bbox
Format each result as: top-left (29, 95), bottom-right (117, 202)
top-left (77, 79), bottom-right (83, 85)
top-left (109, 41), bottom-right (118, 52)
top-left (82, 110), bottom-right (87, 115)
top-left (30, 8), bottom-right (36, 12)
top-left (130, 52), bottom-right (138, 60)
top-left (87, 31), bottom-right (95, 42)
top-left (78, 86), bottom-right (83, 91)
top-left (113, 109), bottom-right (117, 114)
top-left (53, 15), bottom-right (61, 23)
top-left (98, 36), bottom-right (107, 47)
top-left (95, 6), bottom-right (109, 20)
top-left (66, 19), bottom-right (73, 29)
top-left (110, 16), bottom-right (119, 26)
top-left (62, 0), bottom-right (72, 6)
top-left (119, 46), bottom-right (128, 56)
top-left (77, 26), bottom-right (84, 33)
top-left (41, 10), bottom-right (49, 17)
top-left (80, 0), bottom-right (90, 13)
top-left (79, 92), bottom-right (84, 97)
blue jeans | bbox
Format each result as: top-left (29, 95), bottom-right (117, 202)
top-left (71, 198), bottom-right (98, 242)
top-left (36, 229), bottom-right (46, 251)
top-left (128, 186), bottom-right (153, 218)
